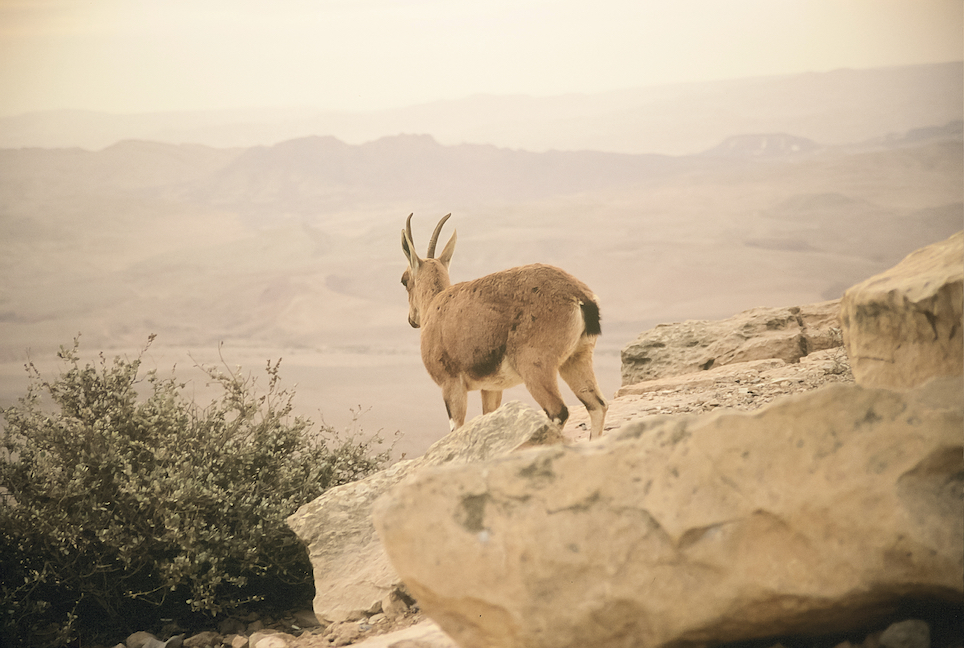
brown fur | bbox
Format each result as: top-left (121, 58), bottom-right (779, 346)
top-left (401, 215), bottom-right (608, 439)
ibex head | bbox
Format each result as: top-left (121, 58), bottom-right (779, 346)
top-left (400, 213), bottom-right (457, 328)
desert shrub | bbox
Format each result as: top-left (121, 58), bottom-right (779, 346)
top-left (0, 337), bottom-right (390, 647)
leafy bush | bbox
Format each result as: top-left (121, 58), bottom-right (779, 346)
top-left (0, 337), bottom-right (391, 646)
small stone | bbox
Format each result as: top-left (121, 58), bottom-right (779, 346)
top-left (342, 608), bottom-right (367, 622)
top-left (327, 622), bottom-right (362, 647)
top-left (224, 635), bottom-right (248, 648)
top-left (249, 631), bottom-right (293, 648)
top-left (382, 588), bottom-right (411, 618)
top-left (126, 631), bottom-right (159, 648)
top-left (880, 620), bottom-right (930, 648)
top-left (184, 631), bottom-right (220, 648)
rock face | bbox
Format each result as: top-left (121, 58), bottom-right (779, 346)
top-left (286, 401), bottom-right (563, 623)
top-left (620, 299), bottom-right (842, 386)
top-left (840, 230), bottom-right (963, 390)
top-left (373, 377), bottom-right (963, 648)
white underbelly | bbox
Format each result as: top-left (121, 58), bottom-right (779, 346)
top-left (463, 358), bottom-right (523, 391)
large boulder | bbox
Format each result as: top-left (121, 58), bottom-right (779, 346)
top-left (620, 299), bottom-right (842, 386)
top-left (286, 401), bottom-right (563, 623)
top-left (373, 378), bottom-right (963, 648)
top-left (840, 231), bottom-right (963, 390)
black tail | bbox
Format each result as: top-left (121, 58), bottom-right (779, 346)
top-left (580, 299), bottom-right (602, 336)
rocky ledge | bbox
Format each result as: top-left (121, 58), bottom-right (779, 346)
top-left (119, 233), bottom-right (963, 648)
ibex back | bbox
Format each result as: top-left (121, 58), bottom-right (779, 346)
top-left (401, 213), bottom-right (608, 439)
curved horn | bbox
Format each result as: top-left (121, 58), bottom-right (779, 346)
top-left (426, 213), bottom-right (452, 258)
top-left (405, 213), bottom-right (415, 247)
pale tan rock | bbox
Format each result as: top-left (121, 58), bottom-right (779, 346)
top-left (566, 348), bottom-right (852, 440)
top-left (249, 632), bottom-right (294, 648)
top-left (183, 631), bottom-right (220, 648)
top-left (126, 632), bottom-right (159, 648)
top-left (381, 588), bottom-right (412, 618)
top-left (351, 620), bottom-right (457, 648)
top-left (327, 622), bottom-right (363, 647)
top-left (291, 609), bottom-right (323, 629)
top-left (841, 230), bottom-right (963, 390)
top-left (620, 299), bottom-right (842, 386)
top-left (374, 378), bottom-right (963, 648)
top-left (286, 401), bottom-right (564, 623)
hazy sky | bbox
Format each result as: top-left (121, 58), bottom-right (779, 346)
top-left (1, 0), bottom-right (961, 116)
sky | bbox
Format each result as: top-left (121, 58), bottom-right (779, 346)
top-left (0, 0), bottom-right (961, 117)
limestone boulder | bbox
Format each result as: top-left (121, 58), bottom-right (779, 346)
top-left (286, 401), bottom-right (563, 623)
top-left (373, 378), bottom-right (963, 648)
top-left (620, 299), bottom-right (842, 386)
top-left (840, 230), bottom-right (963, 390)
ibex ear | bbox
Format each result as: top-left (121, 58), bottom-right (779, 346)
top-left (401, 229), bottom-right (421, 272)
top-left (437, 229), bottom-right (457, 268)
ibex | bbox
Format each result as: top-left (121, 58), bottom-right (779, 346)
top-left (401, 213), bottom-right (608, 439)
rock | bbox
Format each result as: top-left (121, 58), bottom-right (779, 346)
top-left (126, 632), bottom-right (159, 648)
top-left (327, 621), bottom-right (363, 646)
top-left (249, 631), bottom-right (294, 648)
top-left (225, 635), bottom-right (248, 648)
top-left (565, 349), bottom-right (854, 439)
top-left (287, 401), bottom-right (564, 623)
top-left (291, 608), bottom-right (323, 629)
top-left (880, 620), bottom-right (931, 648)
top-left (620, 299), bottom-right (842, 386)
top-left (840, 231), bottom-right (963, 390)
top-left (127, 632), bottom-right (184, 648)
top-left (382, 587), bottom-right (413, 618)
top-left (183, 631), bottom-right (220, 648)
top-left (373, 378), bottom-right (963, 648)
top-left (350, 619), bottom-right (457, 648)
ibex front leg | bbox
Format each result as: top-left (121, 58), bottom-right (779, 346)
top-left (441, 381), bottom-right (468, 432)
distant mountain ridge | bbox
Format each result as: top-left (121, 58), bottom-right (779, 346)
top-left (186, 134), bottom-right (709, 215)
top-left (0, 62), bottom-right (960, 155)
top-left (5, 120), bottom-right (961, 221)
top-left (702, 134), bottom-right (821, 158)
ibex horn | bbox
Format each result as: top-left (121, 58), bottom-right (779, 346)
top-left (426, 213), bottom-right (452, 259)
top-left (404, 213), bottom-right (415, 249)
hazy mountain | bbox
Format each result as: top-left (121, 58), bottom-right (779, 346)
top-left (1, 127), bottom-right (959, 354)
top-left (0, 62), bottom-right (960, 155)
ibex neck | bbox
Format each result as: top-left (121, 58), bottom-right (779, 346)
top-left (417, 261), bottom-right (451, 303)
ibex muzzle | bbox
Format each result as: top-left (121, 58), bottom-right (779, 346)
top-left (401, 214), bottom-right (608, 439)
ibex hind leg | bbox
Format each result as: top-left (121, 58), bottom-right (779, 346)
top-left (481, 389), bottom-right (503, 414)
top-left (517, 362), bottom-right (570, 428)
top-left (560, 343), bottom-right (608, 440)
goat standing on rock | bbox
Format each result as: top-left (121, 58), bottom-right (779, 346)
top-left (401, 213), bottom-right (608, 439)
